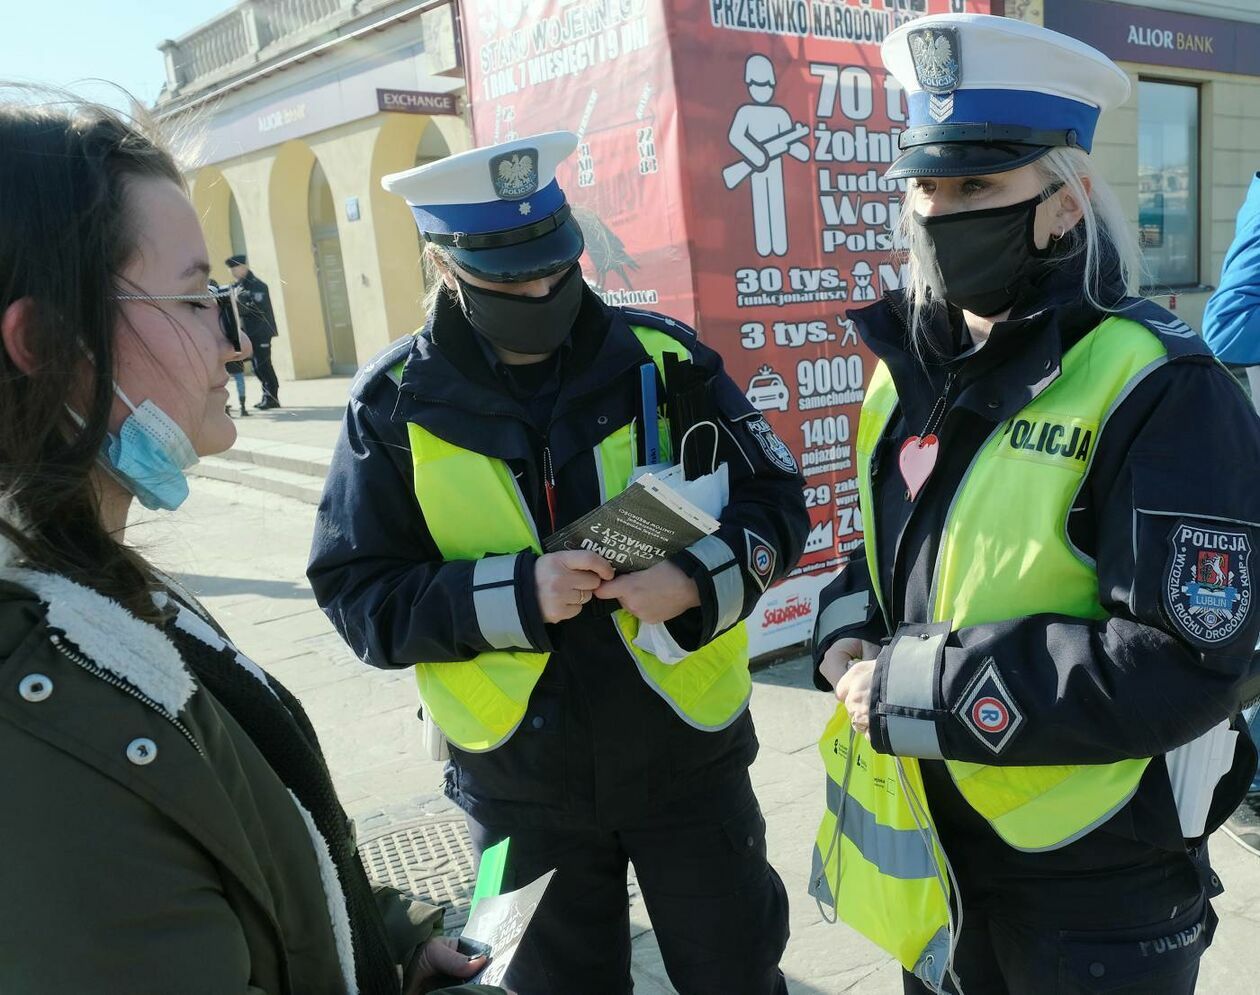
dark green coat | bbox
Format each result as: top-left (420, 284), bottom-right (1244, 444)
top-left (0, 571), bottom-right (496, 995)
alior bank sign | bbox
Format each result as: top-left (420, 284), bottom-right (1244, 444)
top-left (1047, 0), bottom-right (1260, 76)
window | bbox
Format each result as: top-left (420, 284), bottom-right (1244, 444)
top-left (1138, 80), bottom-right (1199, 288)
top-left (228, 194), bottom-right (248, 259)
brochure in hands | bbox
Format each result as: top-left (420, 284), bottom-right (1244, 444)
top-left (543, 469), bottom-right (720, 572)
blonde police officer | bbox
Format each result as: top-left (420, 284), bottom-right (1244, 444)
top-left (308, 132), bottom-right (808, 994)
top-left (811, 15), bottom-right (1260, 995)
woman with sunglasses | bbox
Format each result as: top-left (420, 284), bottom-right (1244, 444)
top-left (0, 93), bottom-right (502, 994)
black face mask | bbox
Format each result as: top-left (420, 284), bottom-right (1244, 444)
top-left (913, 187), bottom-right (1060, 317)
top-left (455, 264), bottom-right (584, 355)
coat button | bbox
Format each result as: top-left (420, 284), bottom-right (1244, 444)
top-left (986, 399), bottom-right (1000, 409)
top-left (126, 738), bottom-right (158, 765)
top-left (1089, 962), bottom-right (1105, 979)
top-left (597, 415), bottom-right (608, 426)
top-left (18, 674), bottom-right (53, 702)
top-left (531, 715), bottom-right (545, 730)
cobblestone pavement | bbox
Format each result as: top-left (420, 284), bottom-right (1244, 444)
top-left (135, 380), bottom-right (1260, 992)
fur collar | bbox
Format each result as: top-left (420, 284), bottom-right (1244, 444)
top-left (0, 495), bottom-right (195, 714)
top-left (0, 566), bottom-right (196, 716)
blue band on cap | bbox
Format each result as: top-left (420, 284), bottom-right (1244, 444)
top-left (907, 89), bottom-right (1100, 152)
top-left (409, 179), bottom-right (566, 236)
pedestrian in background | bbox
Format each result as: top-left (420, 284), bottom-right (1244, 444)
top-left (209, 277), bottom-right (250, 416)
top-left (0, 92), bottom-right (499, 995)
top-left (227, 253), bottom-right (282, 409)
top-left (308, 131), bottom-right (810, 995)
top-left (811, 15), bottom-right (1260, 994)
top-left (1202, 171), bottom-right (1260, 855)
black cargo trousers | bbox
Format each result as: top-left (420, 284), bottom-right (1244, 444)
top-left (463, 769), bottom-right (791, 995)
top-left (902, 844), bottom-right (1219, 995)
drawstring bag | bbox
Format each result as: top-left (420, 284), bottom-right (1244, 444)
top-left (809, 702), bottom-right (961, 993)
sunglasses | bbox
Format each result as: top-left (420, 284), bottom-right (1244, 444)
top-left (112, 283), bottom-right (244, 306)
top-left (112, 283), bottom-right (245, 350)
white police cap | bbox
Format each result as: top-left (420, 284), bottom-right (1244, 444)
top-left (882, 14), bottom-right (1130, 179)
top-left (381, 131), bottom-right (584, 282)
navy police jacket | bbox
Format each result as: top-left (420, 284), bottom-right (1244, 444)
top-left (813, 256), bottom-right (1260, 875)
top-left (308, 287), bottom-right (809, 823)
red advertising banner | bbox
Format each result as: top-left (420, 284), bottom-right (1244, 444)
top-left (461, 0), bottom-right (993, 656)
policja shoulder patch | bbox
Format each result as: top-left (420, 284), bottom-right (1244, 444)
top-left (954, 657), bottom-right (1023, 755)
top-left (747, 416), bottom-right (798, 473)
top-left (1163, 520), bottom-right (1253, 648)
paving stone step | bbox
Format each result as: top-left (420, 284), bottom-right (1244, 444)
top-left (216, 434), bottom-right (332, 478)
top-left (191, 455), bottom-right (325, 505)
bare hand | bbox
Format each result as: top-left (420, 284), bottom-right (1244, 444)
top-left (835, 659), bottom-right (876, 738)
top-left (593, 560), bottom-right (701, 624)
top-left (818, 637), bottom-right (881, 690)
top-left (401, 936), bottom-right (486, 994)
top-left (534, 550), bottom-right (616, 624)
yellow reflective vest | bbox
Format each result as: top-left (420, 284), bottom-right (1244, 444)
top-left (811, 314), bottom-right (1173, 985)
top-left (395, 325), bottom-right (751, 752)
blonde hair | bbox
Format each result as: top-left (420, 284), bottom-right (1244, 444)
top-left (421, 242), bottom-right (453, 315)
top-left (895, 147), bottom-right (1145, 351)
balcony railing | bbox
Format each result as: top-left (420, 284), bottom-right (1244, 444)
top-left (157, 0), bottom-right (405, 102)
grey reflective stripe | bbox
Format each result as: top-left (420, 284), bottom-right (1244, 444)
top-left (808, 843), bottom-right (835, 905)
top-left (885, 715), bottom-right (944, 759)
top-left (884, 632), bottom-right (941, 709)
top-left (712, 563), bottom-right (744, 633)
top-left (688, 534), bottom-right (744, 634)
top-left (472, 554), bottom-right (530, 650)
top-left (815, 592), bottom-right (869, 644)
top-left (592, 446), bottom-right (608, 503)
top-left (912, 926), bottom-right (951, 990)
top-left (689, 534), bottom-right (736, 573)
top-left (823, 776), bottom-right (940, 880)
top-left (473, 554), bottom-right (517, 588)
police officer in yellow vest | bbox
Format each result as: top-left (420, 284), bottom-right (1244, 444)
top-left (308, 132), bottom-right (807, 993)
top-left (811, 15), bottom-right (1260, 995)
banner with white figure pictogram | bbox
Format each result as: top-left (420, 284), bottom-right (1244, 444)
top-left (461, 0), bottom-right (995, 657)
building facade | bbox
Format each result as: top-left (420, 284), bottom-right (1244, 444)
top-left (160, 1), bottom-right (1260, 380)
top-left (156, 0), bottom-right (469, 380)
top-left (1009, 0), bottom-right (1260, 333)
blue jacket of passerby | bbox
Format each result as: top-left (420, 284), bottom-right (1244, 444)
top-left (1204, 171), bottom-right (1260, 365)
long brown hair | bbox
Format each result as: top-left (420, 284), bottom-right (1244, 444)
top-left (0, 90), bottom-right (186, 620)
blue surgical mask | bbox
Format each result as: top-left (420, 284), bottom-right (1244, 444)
top-left (73, 387), bottom-right (200, 511)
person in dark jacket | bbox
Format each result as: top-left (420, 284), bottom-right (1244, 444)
top-left (210, 277), bottom-right (251, 416)
top-left (1201, 176), bottom-right (1260, 857)
top-left (307, 131), bottom-right (810, 995)
top-left (228, 254), bottom-right (282, 409)
top-left (0, 93), bottom-right (498, 995)
top-left (810, 16), bottom-right (1260, 995)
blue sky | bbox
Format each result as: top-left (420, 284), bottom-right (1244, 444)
top-left (1, 1), bottom-right (232, 109)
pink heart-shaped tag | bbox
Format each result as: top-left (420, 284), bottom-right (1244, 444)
top-left (898, 434), bottom-right (939, 501)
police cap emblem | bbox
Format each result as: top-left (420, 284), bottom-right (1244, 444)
top-left (908, 27), bottom-right (961, 95)
top-left (489, 148), bottom-right (539, 200)
top-left (1164, 521), bottom-right (1252, 648)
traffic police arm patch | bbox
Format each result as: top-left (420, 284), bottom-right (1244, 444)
top-left (744, 528), bottom-right (776, 593)
top-left (1162, 519), bottom-right (1253, 649)
top-left (954, 657), bottom-right (1024, 755)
